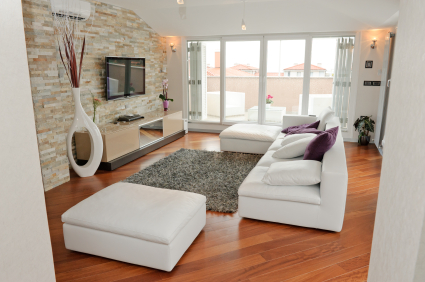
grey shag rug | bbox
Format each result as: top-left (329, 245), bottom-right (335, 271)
top-left (122, 149), bottom-right (261, 213)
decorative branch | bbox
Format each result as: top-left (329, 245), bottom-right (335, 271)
top-left (52, 0), bottom-right (95, 89)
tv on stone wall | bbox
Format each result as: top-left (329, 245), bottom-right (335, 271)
top-left (105, 57), bottom-right (145, 100)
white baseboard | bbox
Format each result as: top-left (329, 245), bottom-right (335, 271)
top-left (343, 138), bottom-right (358, 143)
top-left (189, 128), bottom-right (222, 134)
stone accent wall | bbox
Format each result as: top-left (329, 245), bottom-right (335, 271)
top-left (22, 0), bottom-right (167, 191)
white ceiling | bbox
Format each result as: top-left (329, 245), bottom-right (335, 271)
top-left (99, 0), bottom-right (400, 36)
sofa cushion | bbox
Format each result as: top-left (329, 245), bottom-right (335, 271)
top-left (304, 126), bottom-right (339, 161)
top-left (61, 183), bottom-right (206, 245)
top-left (262, 160), bottom-right (322, 186)
top-left (285, 128), bottom-right (322, 136)
top-left (282, 120), bottom-right (320, 134)
top-left (238, 166), bottom-right (321, 205)
top-left (276, 132), bottom-right (287, 139)
top-left (257, 151), bottom-right (303, 167)
top-left (316, 107), bottom-right (335, 131)
top-left (219, 124), bottom-right (282, 142)
top-left (281, 133), bottom-right (317, 147)
top-left (268, 138), bottom-right (285, 151)
top-left (272, 136), bottom-right (315, 159)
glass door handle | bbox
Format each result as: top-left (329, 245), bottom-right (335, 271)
top-left (387, 79), bottom-right (391, 87)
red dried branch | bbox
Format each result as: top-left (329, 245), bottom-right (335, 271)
top-left (58, 41), bottom-right (71, 86)
top-left (78, 37), bottom-right (85, 86)
top-left (57, 25), bottom-right (85, 88)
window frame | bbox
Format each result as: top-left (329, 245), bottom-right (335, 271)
top-left (221, 35), bottom-right (264, 125)
top-left (262, 34), bottom-right (310, 125)
top-left (183, 31), bottom-right (360, 139)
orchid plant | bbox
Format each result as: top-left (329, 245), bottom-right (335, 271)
top-left (159, 79), bottom-right (174, 102)
top-left (266, 94), bottom-right (273, 104)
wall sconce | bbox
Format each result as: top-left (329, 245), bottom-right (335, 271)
top-left (371, 38), bottom-right (377, 49)
top-left (170, 43), bottom-right (176, 52)
top-left (177, 0), bottom-right (184, 4)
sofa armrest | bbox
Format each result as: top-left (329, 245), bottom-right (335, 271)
top-left (282, 115), bottom-right (317, 129)
top-left (316, 122), bottom-right (348, 232)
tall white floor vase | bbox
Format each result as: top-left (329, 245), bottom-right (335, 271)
top-left (66, 88), bottom-right (103, 177)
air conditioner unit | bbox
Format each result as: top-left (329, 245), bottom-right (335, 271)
top-left (51, 0), bottom-right (91, 21)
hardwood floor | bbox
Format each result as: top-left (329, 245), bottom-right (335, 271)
top-left (45, 132), bottom-right (381, 282)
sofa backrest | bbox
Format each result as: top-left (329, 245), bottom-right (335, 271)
top-left (322, 116), bottom-right (348, 177)
top-left (316, 116), bottom-right (348, 231)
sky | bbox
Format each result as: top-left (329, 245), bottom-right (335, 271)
top-left (198, 38), bottom-right (350, 75)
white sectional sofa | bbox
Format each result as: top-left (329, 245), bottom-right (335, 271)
top-left (220, 115), bottom-right (348, 232)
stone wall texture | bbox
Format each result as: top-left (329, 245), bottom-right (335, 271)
top-left (22, 0), bottom-right (167, 191)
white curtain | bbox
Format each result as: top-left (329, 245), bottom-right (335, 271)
top-left (332, 37), bottom-right (355, 129)
top-left (188, 42), bottom-right (207, 120)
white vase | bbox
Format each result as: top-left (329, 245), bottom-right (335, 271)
top-left (66, 88), bottom-right (103, 177)
top-left (266, 103), bottom-right (272, 108)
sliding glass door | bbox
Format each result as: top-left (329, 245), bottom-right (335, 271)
top-left (264, 39), bottom-right (306, 123)
top-left (224, 40), bottom-right (261, 122)
top-left (186, 34), bottom-right (356, 129)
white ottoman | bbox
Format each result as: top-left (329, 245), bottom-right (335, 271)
top-left (61, 182), bottom-right (206, 272)
top-left (220, 124), bottom-right (282, 154)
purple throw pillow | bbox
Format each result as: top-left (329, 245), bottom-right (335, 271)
top-left (282, 120), bottom-right (320, 134)
top-left (303, 126), bottom-right (339, 161)
top-left (285, 127), bottom-right (322, 136)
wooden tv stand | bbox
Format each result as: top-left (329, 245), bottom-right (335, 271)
top-left (75, 110), bottom-right (184, 171)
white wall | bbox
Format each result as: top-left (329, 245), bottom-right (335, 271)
top-left (166, 37), bottom-right (185, 113)
top-left (0, 1), bottom-right (56, 281)
top-left (350, 29), bottom-right (392, 142)
top-left (368, 0), bottom-right (425, 280)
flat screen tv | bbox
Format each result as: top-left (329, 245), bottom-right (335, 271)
top-left (105, 57), bottom-right (145, 100)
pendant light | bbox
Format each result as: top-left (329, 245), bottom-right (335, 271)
top-left (241, 0), bottom-right (246, 30)
top-left (241, 19), bottom-right (246, 30)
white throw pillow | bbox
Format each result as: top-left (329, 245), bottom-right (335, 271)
top-left (272, 136), bottom-right (315, 159)
top-left (281, 133), bottom-right (317, 147)
top-left (316, 107), bottom-right (335, 131)
top-left (262, 160), bottom-right (322, 186)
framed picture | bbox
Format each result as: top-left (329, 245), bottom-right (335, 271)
top-left (365, 61), bottom-right (373, 68)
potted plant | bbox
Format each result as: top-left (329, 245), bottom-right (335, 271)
top-left (353, 116), bottom-right (375, 145)
top-left (266, 95), bottom-right (273, 108)
top-left (159, 79), bottom-right (173, 111)
top-left (129, 82), bottom-right (135, 93)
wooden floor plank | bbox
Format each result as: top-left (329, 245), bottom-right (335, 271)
top-left (248, 243), bottom-right (372, 282)
top-left (324, 266), bottom-right (369, 282)
top-left (282, 264), bottom-right (347, 282)
top-left (44, 133), bottom-right (381, 281)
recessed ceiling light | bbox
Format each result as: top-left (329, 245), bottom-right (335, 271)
top-left (177, 0), bottom-right (184, 4)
